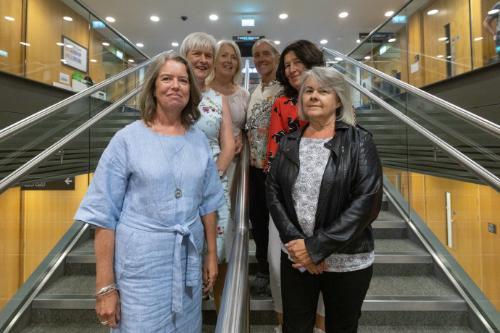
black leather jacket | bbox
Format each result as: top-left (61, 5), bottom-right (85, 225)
top-left (265, 121), bottom-right (383, 264)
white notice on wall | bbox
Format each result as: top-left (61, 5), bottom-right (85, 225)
top-left (59, 72), bottom-right (70, 85)
top-left (410, 61), bottom-right (419, 73)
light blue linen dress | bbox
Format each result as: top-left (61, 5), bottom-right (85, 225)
top-left (74, 120), bottom-right (225, 333)
top-left (195, 89), bottom-right (232, 262)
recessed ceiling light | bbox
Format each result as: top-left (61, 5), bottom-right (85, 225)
top-left (334, 57), bottom-right (343, 61)
top-left (241, 18), bottom-right (255, 27)
top-left (61, 59), bottom-right (67, 63)
top-left (136, 42), bottom-right (144, 48)
top-left (90, 59), bottom-right (98, 63)
top-left (364, 55), bottom-right (371, 60)
top-left (356, 39), bottom-right (361, 44)
top-left (150, 15), bottom-right (160, 22)
top-left (279, 13), bottom-right (288, 20)
top-left (427, 9), bottom-right (439, 16)
top-left (102, 42), bottom-right (110, 46)
top-left (128, 59), bottom-right (135, 63)
top-left (19, 42), bottom-right (30, 46)
top-left (388, 38), bottom-right (397, 43)
top-left (63, 16), bottom-right (73, 22)
top-left (385, 11), bottom-right (395, 17)
top-left (488, 9), bottom-right (499, 15)
top-left (172, 42), bottom-right (179, 47)
top-left (209, 14), bottom-right (218, 21)
top-left (56, 42), bottom-right (64, 46)
top-left (4, 16), bottom-right (15, 21)
top-left (105, 16), bottom-right (116, 23)
top-left (437, 54), bottom-right (444, 58)
top-left (474, 36), bottom-right (483, 41)
top-left (338, 11), bottom-right (349, 18)
top-left (320, 39), bottom-right (328, 45)
top-left (65, 44), bottom-right (73, 48)
top-left (274, 40), bottom-right (281, 45)
top-left (438, 37), bottom-right (448, 42)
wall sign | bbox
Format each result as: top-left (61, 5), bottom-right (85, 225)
top-left (21, 177), bottom-right (75, 191)
top-left (61, 36), bottom-right (88, 73)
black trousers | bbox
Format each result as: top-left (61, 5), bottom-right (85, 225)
top-left (281, 252), bottom-right (373, 333)
top-left (249, 166), bottom-right (270, 275)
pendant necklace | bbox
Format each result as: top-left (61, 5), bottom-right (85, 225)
top-left (156, 134), bottom-right (185, 200)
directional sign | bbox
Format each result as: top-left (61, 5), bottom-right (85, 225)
top-left (21, 177), bottom-right (75, 191)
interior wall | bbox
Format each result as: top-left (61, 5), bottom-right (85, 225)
top-left (0, 0), bottom-right (23, 76)
top-left (384, 167), bottom-right (499, 310)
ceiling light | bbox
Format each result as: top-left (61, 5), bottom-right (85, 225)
top-left (338, 11), bottom-right (349, 18)
top-left (438, 37), bottom-right (448, 42)
top-left (136, 42), bottom-right (144, 48)
top-left (274, 40), bottom-right (280, 45)
top-left (385, 11), bottom-right (395, 17)
top-left (356, 39), bottom-right (361, 44)
top-left (19, 42), bottom-right (30, 46)
top-left (209, 14), bottom-right (218, 21)
top-left (56, 42), bottom-right (64, 46)
top-left (334, 57), bottom-right (343, 61)
top-left (105, 16), bottom-right (116, 23)
top-left (320, 39), bottom-right (328, 45)
top-left (437, 55), bottom-right (444, 58)
top-left (388, 38), bottom-right (397, 43)
top-left (102, 42), bottom-right (110, 46)
top-left (172, 42), bottom-right (179, 47)
top-left (90, 59), bottom-right (98, 63)
top-left (128, 59), bottom-right (135, 63)
top-left (4, 16), bottom-right (15, 21)
top-left (446, 55), bottom-right (452, 59)
top-left (65, 44), bottom-right (74, 48)
top-left (241, 18), bottom-right (254, 27)
top-left (279, 13), bottom-right (288, 20)
top-left (61, 59), bottom-right (67, 63)
top-left (427, 9), bottom-right (439, 15)
top-left (364, 55), bottom-right (371, 60)
top-left (150, 15), bottom-right (160, 22)
top-left (63, 16), bottom-right (73, 22)
top-left (488, 9), bottom-right (499, 15)
top-left (474, 36), bottom-right (483, 41)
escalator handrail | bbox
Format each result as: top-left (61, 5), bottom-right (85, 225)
top-left (0, 51), bottom-right (168, 143)
top-left (215, 137), bottom-right (250, 333)
top-left (0, 87), bottom-right (141, 195)
top-left (342, 73), bottom-right (500, 192)
top-left (322, 47), bottom-right (500, 138)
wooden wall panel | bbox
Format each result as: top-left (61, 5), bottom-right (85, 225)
top-left (478, 186), bottom-right (500, 310)
top-left (0, 188), bottom-right (21, 309)
top-left (0, 0), bottom-right (23, 75)
top-left (22, 174), bottom-right (89, 280)
top-left (407, 11), bottom-right (426, 87)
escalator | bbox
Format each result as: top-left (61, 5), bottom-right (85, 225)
top-left (0, 48), bottom-right (499, 332)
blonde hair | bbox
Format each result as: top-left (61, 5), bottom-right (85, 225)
top-left (298, 67), bottom-right (356, 126)
top-left (206, 40), bottom-right (243, 85)
top-left (139, 53), bottom-right (201, 127)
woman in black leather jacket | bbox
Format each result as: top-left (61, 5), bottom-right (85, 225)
top-left (266, 67), bottom-right (383, 333)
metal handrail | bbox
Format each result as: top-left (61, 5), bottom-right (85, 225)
top-left (323, 48), bottom-right (500, 138)
top-left (215, 137), bottom-right (250, 333)
top-left (0, 86), bottom-right (141, 195)
top-left (0, 51), bottom-right (168, 143)
top-left (341, 73), bottom-right (500, 191)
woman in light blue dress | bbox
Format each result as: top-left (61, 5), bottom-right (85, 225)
top-left (74, 53), bottom-right (224, 332)
top-left (180, 33), bottom-right (235, 265)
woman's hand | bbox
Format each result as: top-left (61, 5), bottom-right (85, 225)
top-left (234, 133), bottom-right (243, 154)
top-left (293, 261), bottom-right (326, 275)
top-left (203, 252), bottom-right (218, 293)
top-left (96, 290), bottom-right (120, 328)
top-left (286, 239), bottom-right (313, 266)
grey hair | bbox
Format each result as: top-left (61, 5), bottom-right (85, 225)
top-left (179, 32), bottom-right (217, 58)
top-left (138, 53), bottom-right (201, 128)
top-left (251, 38), bottom-right (280, 56)
top-left (297, 67), bottom-right (356, 126)
top-left (206, 40), bottom-right (243, 85)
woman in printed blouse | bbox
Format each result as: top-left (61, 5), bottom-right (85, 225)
top-left (265, 39), bottom-right (326, 333)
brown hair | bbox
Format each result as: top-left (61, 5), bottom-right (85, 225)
top-left (139, 53), bottom-right (201, 128)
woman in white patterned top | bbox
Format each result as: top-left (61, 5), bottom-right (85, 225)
top-left (266, 67), bottom-right (383, 333)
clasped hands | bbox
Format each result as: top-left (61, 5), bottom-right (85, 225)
top-left (285, 239), bottom-right (325, 274)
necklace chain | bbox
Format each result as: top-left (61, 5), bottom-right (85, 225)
top-left (156, 137), bottom-right (184, 199)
